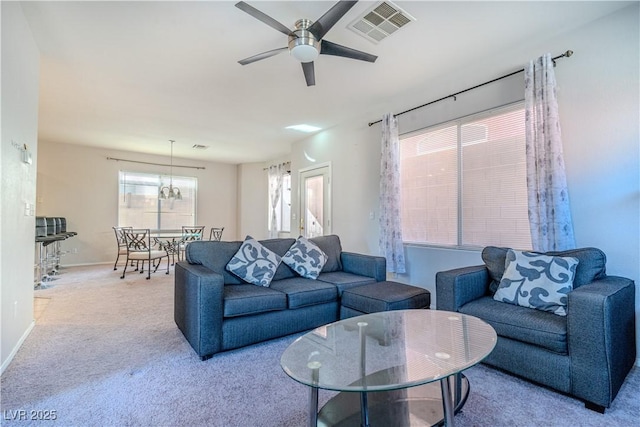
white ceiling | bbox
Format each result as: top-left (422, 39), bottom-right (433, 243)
top-left (20, 1), bottom-right (630, 164)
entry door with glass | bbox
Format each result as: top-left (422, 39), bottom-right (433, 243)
top-left (299, 165), bottom-right (331, 238)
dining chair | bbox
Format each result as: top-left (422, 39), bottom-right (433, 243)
top-left (179, 226), bottom-right (205, 260)
top-left (112, 226), bottom-right (132, 270)
top-left (120, 228), bottom-right (170, 279)
top-left (209, 227), bottom-right (224, 241)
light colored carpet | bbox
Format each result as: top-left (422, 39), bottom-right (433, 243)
top-left (1, 265), bottom-right (638, 426)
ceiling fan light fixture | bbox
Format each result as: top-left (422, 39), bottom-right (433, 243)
top-left (288, 18), bottom-right (320, 63)
top-left (290, 44), bottom-right (319, 63)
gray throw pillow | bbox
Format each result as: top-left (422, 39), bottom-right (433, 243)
top-left (546, 247), bottom-right (606, 288)
top-left (226, 236), bottom-right (282, 287)
top-left (309, 235), bottom-right (343, 273)
top-left (282, 236), bottom-right (328, 280)
top-left (493, 249), bottom-right (578, 316)
top-left (482, 246), bottom-right (510, 295)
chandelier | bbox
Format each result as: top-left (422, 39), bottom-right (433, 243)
top-left (159, 139), bottom-right (182, 200)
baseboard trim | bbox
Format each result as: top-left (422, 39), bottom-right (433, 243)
top-left (1, 320), bottom-right (35, 375)
top-left (60, 261), bottom-right (111, 268)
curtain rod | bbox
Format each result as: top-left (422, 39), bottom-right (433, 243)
top-left (107, 157), bottom-right (206, 170)
top-left (368, 50), bottom-right (573, 127)
top-left (263, 161), bottom-right (291, 171)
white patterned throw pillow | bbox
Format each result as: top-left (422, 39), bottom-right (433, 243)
top-left (493, 249), bottom-right (579, 316)
top-left (226, 236), bottom-right (282, 287)
top-left (282, 237), bottom-right (328, 280)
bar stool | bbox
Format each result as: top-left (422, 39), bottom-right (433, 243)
top-left (59, 217), bottom-right (77, 236)
top-left (44, 217), bottom-right (68, 277)
top-left (53, 217), bottom-right (72, 262)
top-left (35, 217), bottom-right (63, 287)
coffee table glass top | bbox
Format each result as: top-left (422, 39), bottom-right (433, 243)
top-left (280, 309), bottom-right (497, 393)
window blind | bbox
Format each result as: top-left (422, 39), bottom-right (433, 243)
top-left (400, 102), bottom-right (532, 250)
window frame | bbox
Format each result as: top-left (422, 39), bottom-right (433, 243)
top-left (399, 101), bottom-right (531, 251)
top-left (118, 170), bottom-right (198, 231)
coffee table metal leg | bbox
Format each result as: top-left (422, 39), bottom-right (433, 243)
top-left (453, 373), bottom-right (462, 407)
top-left (309, 386), bottom-right (318, 427)
top-left (360, 391), bottom-right (370, 427)
top-left (440, 376), bottom-right (455, 426)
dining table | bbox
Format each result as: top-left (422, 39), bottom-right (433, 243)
top-left (150, 230), bottom-right (185, 265)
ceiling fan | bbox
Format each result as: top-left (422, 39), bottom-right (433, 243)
top-left (235, 0), bottom-right (377, 87)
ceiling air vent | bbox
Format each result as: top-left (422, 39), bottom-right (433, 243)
top-left (348, 1), bottom-right (415, 44)
top-left (192, 144), bottom-right (209, 150)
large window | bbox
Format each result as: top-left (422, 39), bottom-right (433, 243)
top-left (118, 171), bottom-right (197, 230)
top-left (400, 102), bottom-right (532, 249)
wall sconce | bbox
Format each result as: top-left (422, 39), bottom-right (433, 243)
top-left (11, 141), bottom-right (32, 164)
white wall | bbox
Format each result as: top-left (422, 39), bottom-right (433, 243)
top-left (237, 163), bottom-right (268, 240)
top-left (289, 5), bottom-right (640, 359)
top-left (237, 158), bottom-right (293, 241)
top-left (1, 2), bottom-right (40, 372)
top-left (290, 123), bottom-right (382, 254)
top-left (36, 141), bottom-right (238, 265)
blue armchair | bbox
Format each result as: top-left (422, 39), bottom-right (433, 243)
top-left (436, 246), bottom-right (636, 412)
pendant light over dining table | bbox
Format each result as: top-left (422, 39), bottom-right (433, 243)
top-left (158, 139), bottom-right (182, 200)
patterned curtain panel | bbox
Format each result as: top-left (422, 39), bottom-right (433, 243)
top-left (379, 113), bottom-right (406, 273)
top-left (267, 164), bottom-right (284, 238)
top-left (525, 53), bottom-right (576, 251)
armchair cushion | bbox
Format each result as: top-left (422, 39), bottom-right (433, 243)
top-left (482, 246), bottom-right (510, 294)
top-left (460, 296), bottom-right (568, 354)
top-left (493, 249), bottom-right (578, 316)
top-left (547, 247), bottom-right (607, 288)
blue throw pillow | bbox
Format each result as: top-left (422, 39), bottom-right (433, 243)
top-left (226, 236), bottom-right (282, 287)
top-left (493, 249), bottom-right (578, 316)
top-left (282, 236), bottom-right (328, 280)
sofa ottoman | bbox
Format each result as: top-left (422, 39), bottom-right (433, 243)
top-left (340, 281), bottom-right (431, 319)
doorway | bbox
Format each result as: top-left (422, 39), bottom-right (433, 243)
top-left (299, 164), bottom-right (331, 238)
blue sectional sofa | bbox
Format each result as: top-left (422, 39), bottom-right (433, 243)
top-left (436, 246), bottom-right (636, 412)
top-left (174, 235), bottom-right (386, 360)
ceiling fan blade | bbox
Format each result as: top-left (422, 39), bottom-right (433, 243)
top-left (238, 47), bottom-right (288, 65)
top-left (320, 40), bottom-right (377, 63)
top-left (308, 0), bottom-right (358, 40)
top-left (301, 62), bottom-right (316, 86)
top-left (235, 2), bottom-right (293, 36)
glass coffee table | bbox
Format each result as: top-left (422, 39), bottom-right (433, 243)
top-left (280, 309), bottom-right (497, 426)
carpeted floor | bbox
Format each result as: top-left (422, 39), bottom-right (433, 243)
top-left (1, 265), bottom-right (638, 426)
